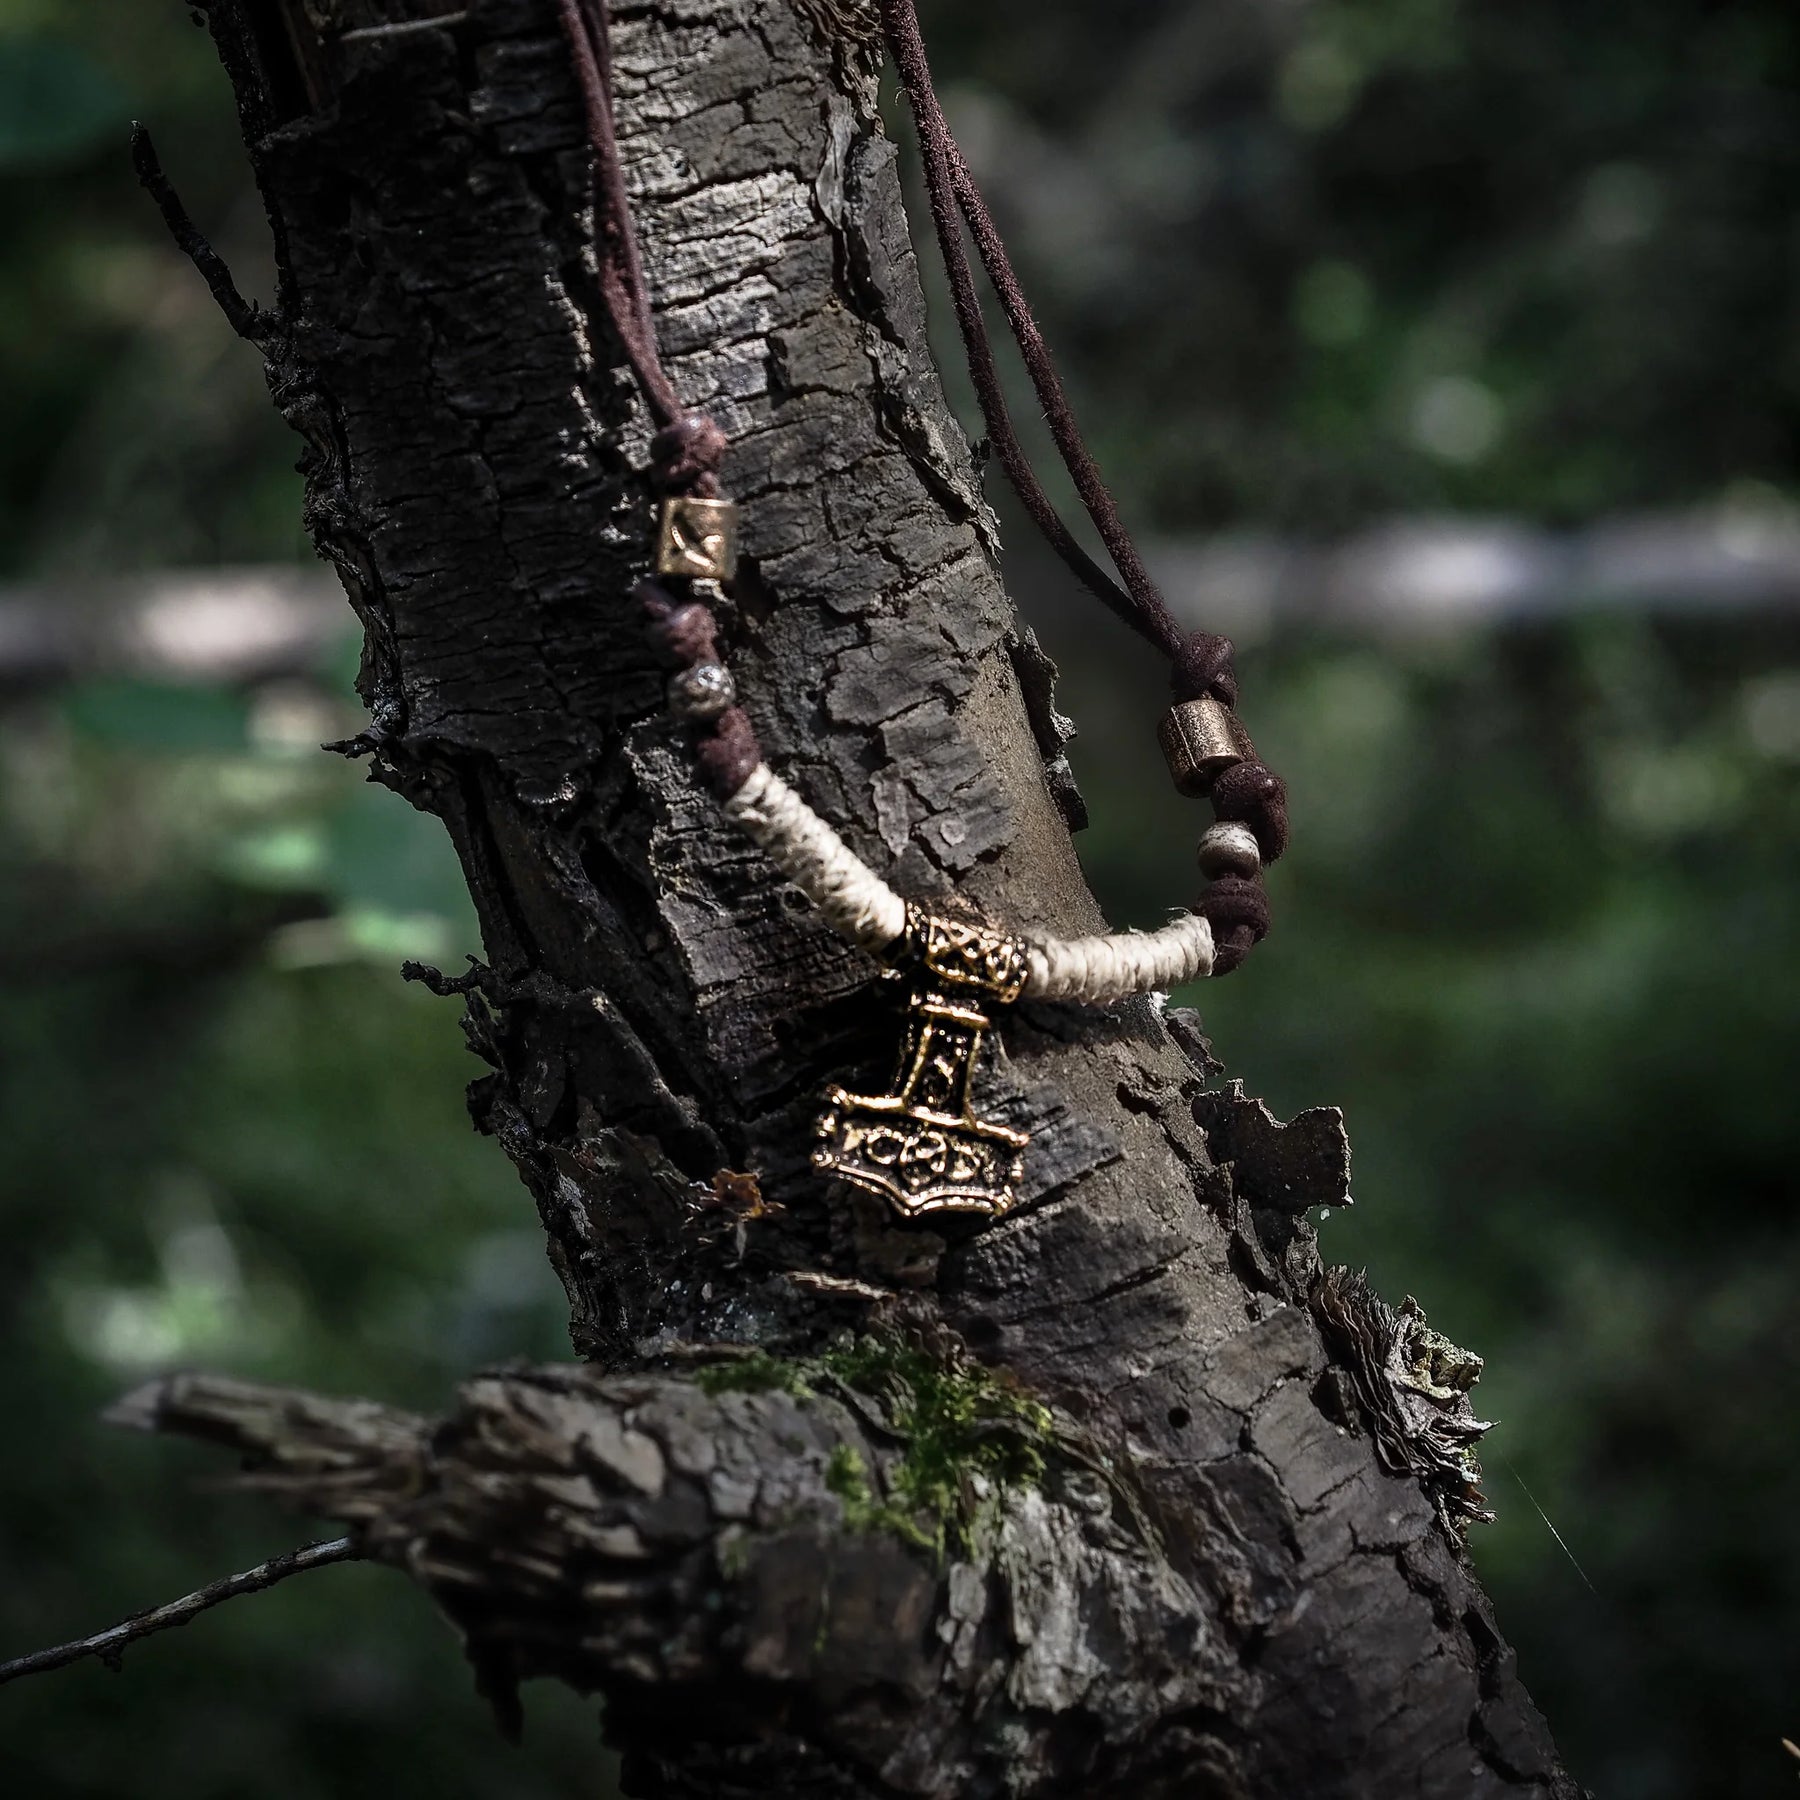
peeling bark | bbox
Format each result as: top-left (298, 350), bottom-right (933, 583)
top-left (163, 1), bottom-right (1584, 1792)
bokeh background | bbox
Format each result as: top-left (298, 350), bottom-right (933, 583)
top-left (2, 2), bottom-right (1796, 1795)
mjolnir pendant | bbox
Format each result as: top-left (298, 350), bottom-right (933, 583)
top-left (813, 907), bottom-right (1031, 1220)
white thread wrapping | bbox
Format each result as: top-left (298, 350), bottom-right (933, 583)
top-left (719, 761), bottom-right (1216, 1000)
top-left (1021, 911), bottom-right (1214, 1002)
top-left (721, 764), bottom-right (909, 953)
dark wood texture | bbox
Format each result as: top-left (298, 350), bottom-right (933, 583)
top-left (169, 1), bottom-right (1582, 1792)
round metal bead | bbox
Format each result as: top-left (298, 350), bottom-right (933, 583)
top-left (1197, 821), bottom-right (1262, 881)
top-left (668, 661), bottom-right (736, 722)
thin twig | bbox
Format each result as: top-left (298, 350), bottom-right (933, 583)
top-left (129, 122), bottom-right (271, 346)
top-left (339, 12), bottom-right (470, 44)
top-left (0, 1537), bottom-right (359, 1688)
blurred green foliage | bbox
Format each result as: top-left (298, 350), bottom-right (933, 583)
top-left (931, 0), bottom-right (1800, 531)
top-left (0, 670), bottom-right (617, 1792)
top-left (0, 3), bottom-right (301, 578)
top-left (0, 5), bottom-right (612, 1791)
top-left (1, 3), bottom-right (1796, 1799)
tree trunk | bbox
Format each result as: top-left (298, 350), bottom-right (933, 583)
top-left (154, 1), bottom-right (1582, 1792)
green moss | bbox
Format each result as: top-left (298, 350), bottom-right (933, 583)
top-left (824, 1441), bottom-right (870, 1501)
top-left (692, 1349), bottom-right (809, 1397)
top-left (817, 1337), bottom-right (1056, 1557)
top-left (823, 1440), bottom-right (938, 1554)
top-left (690, 1334), bottom-right (1057, 1557)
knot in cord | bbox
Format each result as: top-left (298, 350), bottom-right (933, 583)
top-left (1197, 875), bottom-right (1271, 976)
top-left (637, 579), bottom-right (719, 664)
top-left (1171, 630), bottom-right (1239, 707)
top-left (1211, 759), bottom-right (1289, 863)
top-left (651, 414), bottom-right (728, 496)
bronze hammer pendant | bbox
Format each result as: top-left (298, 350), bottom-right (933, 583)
top-left (813, 908), bottom-right (1030, 1220)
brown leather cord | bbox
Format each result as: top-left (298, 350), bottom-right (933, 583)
top-left (878, 1), bottom-right (1256, 714)
top-left (557, 0), bottom-right (1285, 962)
top-left (557, 0), bottom-right (726, 496)
top-left (637, 577), bottom-right (763, 797)
top-left (878, 0), bottom-right (1234, 702)
top-left (557, 0), bottom-right (673, 424)
top-left (1211, 760), bottom-right (1290, 863)
top-left (877, 4), bottom-right (1167, 661)
top-left (876, 0), bottom-right (1292, 964)
top-left (561, 0), bottom-right (754, 790)
top-left (1196, 875), bottom-right (1271, 976)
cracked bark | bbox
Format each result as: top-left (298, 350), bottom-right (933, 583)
top-left (150, 1), bottom-right (1585, 1793)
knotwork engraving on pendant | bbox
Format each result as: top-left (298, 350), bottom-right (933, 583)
top-left (813, 908), bottom-right (1030, 1220)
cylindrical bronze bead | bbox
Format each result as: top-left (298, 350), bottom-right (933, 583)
top-left (1158, 695), bottom-right (1254, 798)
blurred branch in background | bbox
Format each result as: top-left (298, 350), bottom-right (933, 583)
top-left (0, 566), bottom-right (341, 690)
top-left (1152, 495), bottom-right (1800, 635)
top-left (7, 491), bottom-right (1800, 698)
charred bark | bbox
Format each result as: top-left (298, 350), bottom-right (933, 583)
top-left (153, 1), bottom-right (1583, 1793)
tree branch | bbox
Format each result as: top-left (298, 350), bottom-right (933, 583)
top-left (0, 1536), bottom-right (359, 1688)
top-left (106, 1355), bottom-right (1250, 1790)
top-left (130, 122), bottom-right (272, 345)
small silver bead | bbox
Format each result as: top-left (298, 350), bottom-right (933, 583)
top-left (668, 661), bottom-right (736, 721)
top-left (1197, 821), bottom-right (1261, 880)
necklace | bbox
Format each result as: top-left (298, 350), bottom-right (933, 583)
top-left (557, 0), bottom-right (1290, 1221)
